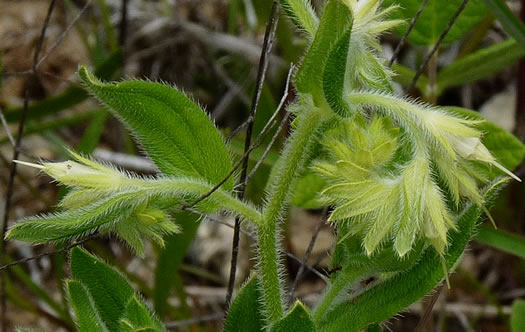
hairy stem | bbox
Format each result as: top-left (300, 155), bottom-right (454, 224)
top-left (144, 178), bottom-right (263, 226)
top-left (257, 108), bottom-right (324, 323)
top-left (312, 265), bottom-right (373, 324)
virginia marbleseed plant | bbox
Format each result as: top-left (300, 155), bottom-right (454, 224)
top-left (7, 0), bottom-right (525, 331)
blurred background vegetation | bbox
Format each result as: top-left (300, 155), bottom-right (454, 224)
top-left (1, 0), bottom-right (525, 330)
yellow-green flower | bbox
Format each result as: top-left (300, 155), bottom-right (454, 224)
top-left (313, 115), bottom-right (513, 258)
top-left (15, 150), bottom-right (131, 189)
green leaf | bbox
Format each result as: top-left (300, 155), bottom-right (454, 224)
top-left (154, 211), bottom-right (200, 318)
top-left (317, 179), bottom-right (506, 331)
top-left (366, 324), bottom-right (382, 332)
top-left (476, 226), bottom-right (525, 260)
top-left (383, 0), bottom-right (487, 46)
top-left (295, 0), bottom-right (353, 107)
top-left (280, 0), bottom-right (319, 37)
top-left (323, 24), bottom-right (353, 116)
top-left (8, 176), bottom-right (261, 247)
top-left (445, 107), bottom-right (525, 178)
top-left (437, 40), bottom-right (525, 92)
top-left (97, 0), bottom-right (119, 52)
top-left (272, 301), bottom-right (315, 332)
top-left (7, 190), bottom-right (144, 243)
top-left (291, 172), bottom-right (328, 209)
top-left (67, 280), bottom-right (109, 332)
top-left (70, 247), bottom-right (134, 331)
top-left (481, 0), bottom-right (525, 47)
top-left (119, 296), bottom-right (165, 332)
top-left (78, 66), bottom-right (234, 190)
top-left (76, 110), bottom-right (109, 153)
top-left (224, 275), bottom-right (265, 332)
top-left (511, 300), bottom-right (525, 332)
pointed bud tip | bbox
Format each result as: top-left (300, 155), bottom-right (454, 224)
top-left (492, 162), bottom-right (521, 182)
top-left (13, 160), bottom-right (45, 170)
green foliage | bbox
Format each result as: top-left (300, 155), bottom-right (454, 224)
top-left (476, 226), bottom-right (525, 260)
top-left (323, 27), bottom-right (353, 116)
top-left (7, 1), bottom-right (524, 330)
top-left (295, 0), bottom-right (353, 107)
top-left (481, 0), bottom-right (525, 47)
top-left (67, 280), bottom-right (109, 331)
top-left (154, 212), bottom-right (200, 318)
top-left (383, 0), bottom-right (487, 45)
top-left (365, 324), bottom-right (382, 332)
top-left (279, 0), bottom-right (319, 36)
top-left (224, 275), bottom-right (265, 332)
top-left (272, 302), bottom-right (315, 332)
top-left (78, 66), bottom-right (234, 190)
top-left (69, 247), bottom-right (165, 332)
top-left (7, 170), bottom-right (261, 252)
top-left (291, 172), bottom-right (328, 209)
top-left (119, 296), bottom-right (165, 332)
top-left (8, 190), bottom-right (151, 244)
top-left (437, 40), bottom-right (525, 93)
top-left (511, 300), bottom-right (525, 332)
top-left (77, 110), bottom-right (109, 153)
top-left (70, 247), bottom-right (134, 331)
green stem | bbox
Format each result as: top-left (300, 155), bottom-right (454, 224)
top-left (313, 265), bottom-right (373, 324)
top-left (257, 109), bottom-right (324, 323)
top-left (146, 178), bottom-right (263, 225)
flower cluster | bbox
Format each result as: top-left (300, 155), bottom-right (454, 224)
top-left (343, 0), bottom-right (404, 91)
top-left (13, 151), bottom-right (179, 255)
top-left (314, 112), bottom-right (519, 258)
top-left (311, 0), bottom-right (521, 259)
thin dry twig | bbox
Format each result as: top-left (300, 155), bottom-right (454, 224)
top-left (243, 111), bottom-right (290, 186)
top-left (183, 80), bottom-right (285, 210)
top-left (212, 61), bottom-right (252, 120)
top-left (226, 0), bottom-right (280, 307)
top-left (226, 115), bottom-right (254, 143)
top-left (0, 235), bottom-right (97, 273)
top-left (185, 208), bottom-right (329, 283)
top-left (408, 0), bottom-right (470, 91)
top-left (242, 64), bottom-right (294, 185)
top-left (179, 20), bottom-right (286, 69)
top-left (288, 208), bottom-right (328, 302)
top-left (0, 109), bottom-right (15, 147)
top-left (415, 283), bottom-right (445, 332)
top-left (1, 2), bottom-right (57, 329)
top-left (0, 71), bottom-right (32, 77)
top-left (388, 0), bottom-right (431, 67)
top-left (36, 0), bottom-right (93, 69)
top-left (119, 0), bottom-right (130, 48)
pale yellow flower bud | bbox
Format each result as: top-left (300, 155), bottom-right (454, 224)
top-left (449, 136), bottom-right (521, 182)
top-left (14, 158), bottom-right (127, 189)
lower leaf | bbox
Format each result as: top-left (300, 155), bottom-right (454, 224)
top-left (224, 274), bottom-right (265, 332)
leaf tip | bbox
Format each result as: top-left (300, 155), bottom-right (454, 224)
top-left (78, 65), bottom-right (98, 87)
